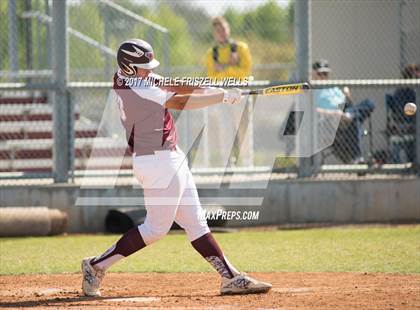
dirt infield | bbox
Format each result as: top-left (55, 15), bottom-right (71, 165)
top-left (0, 272), bottom-right (419, 309)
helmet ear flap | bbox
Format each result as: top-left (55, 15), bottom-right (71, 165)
top-left (119, 61), bottom-right (137, 76)
top-left (130, 63), bottom-right (138, 76)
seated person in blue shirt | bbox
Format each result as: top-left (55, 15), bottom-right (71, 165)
top-left (313, 60), bottom-right (375, 163)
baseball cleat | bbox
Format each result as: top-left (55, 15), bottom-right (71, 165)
top-left (81, 256), bottom-right (105, 297)
top-left (220, 273), bottom-right (272, 295)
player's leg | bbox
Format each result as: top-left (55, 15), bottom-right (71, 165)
top-left (174, 168), bottom-right (272, 294)
top-left (174, 169), bottom-right (239, 278)
top-left (81, 225), bottom-right (146, 296)
top-left (82, 153), bottom-right (184, 296)
top-left (89, 227), bottom-right (145, 270)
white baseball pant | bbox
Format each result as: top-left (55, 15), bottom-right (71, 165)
top-left (132, 147), bottom-right (210, 244)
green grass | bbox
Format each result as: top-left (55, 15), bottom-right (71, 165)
top-left (1, 226), bottom-right (419, 275)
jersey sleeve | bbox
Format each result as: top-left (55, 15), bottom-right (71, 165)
top-left (132, 86), bottom-right (175, 106)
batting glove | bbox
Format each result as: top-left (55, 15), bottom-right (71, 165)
top-left (223, 88), bottom-right (242, 105)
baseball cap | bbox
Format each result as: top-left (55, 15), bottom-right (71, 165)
top-left (312, 59), bottom-right (331, 73)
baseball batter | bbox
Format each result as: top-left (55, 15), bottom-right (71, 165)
top-left (81, 39), bottom-right (272, 296)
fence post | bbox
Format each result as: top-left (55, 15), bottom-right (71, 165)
top-left (295, 0), bottom-right (314, 177)
top-left (103, 5), bottom-right (111, 78)
top-left (45, 0), bottom-right (51, 68)
top-left (52, 0), bottom-right (70, 182)
top-left (23, 0), bottom-right (33, 80)
top-left (202, 108), bottom-right (210, 167)
top-left (68, 91), bottom-right (75, 182)
top-left (8, 0), bottom-right (19, 78)
top-left (416, 100), bottom-right (420, 175)
top-left (163, 32), bottom-right (170, 76)
top-left (398, 0), bottom-right (407, 71)
top-left (246, 95), bottom-right (255, 167)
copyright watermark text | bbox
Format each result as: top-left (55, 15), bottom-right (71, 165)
top-left (201, 210), bottom-right (260, 221)
top-left (117, 76), bottom-right (253, 88)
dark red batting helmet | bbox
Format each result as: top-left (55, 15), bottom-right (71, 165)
top-left (117, 39), bottom-right (160, 76)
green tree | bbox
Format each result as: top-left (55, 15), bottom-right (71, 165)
top-left (0, 0), bottom-right (10, 72)
top-left (147, 3), bottom-right (195, 66)
top-left (224, 7), bottom-right (245, 37)
top-left (168, 1), bottom-right (212, 43)
top-left (251, 1), bottom-right (288, 42)
top-left (68, 2), bottom-right (106, 80)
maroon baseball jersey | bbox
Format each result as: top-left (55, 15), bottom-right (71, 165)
top-left (113, 70), bottom-right (178, 156)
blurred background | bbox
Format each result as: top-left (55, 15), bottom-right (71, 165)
top-left (0, 0), bottom-right (295, 82)
top-left (0, 0), bottom-right (419, 233)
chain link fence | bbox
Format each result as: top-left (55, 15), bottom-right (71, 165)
top-left (0, 0), bottom-right (419, 183)
top-left (309, 0), bottom-right (420, 175)
top-left (312, 84), bottom-right (418, 168)
top-left (65, 0), bottom-right (294, 81)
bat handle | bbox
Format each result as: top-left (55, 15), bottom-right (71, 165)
top-left (241, 90), bottom-right (256, 95)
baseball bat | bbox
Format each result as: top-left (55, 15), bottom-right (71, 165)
top-left (242, 82), bottom-right (310, 96)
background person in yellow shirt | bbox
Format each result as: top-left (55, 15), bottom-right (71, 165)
top-left (206, 17), bottom-right (252, 80)
top-left (206, 17), bottom-right (253, 166)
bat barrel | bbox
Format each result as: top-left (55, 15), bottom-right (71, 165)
top-left (241, 82), bottom-right (310, 96)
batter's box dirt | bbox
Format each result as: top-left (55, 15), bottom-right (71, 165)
top-left (0, 272), bottom-right (419, 309)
